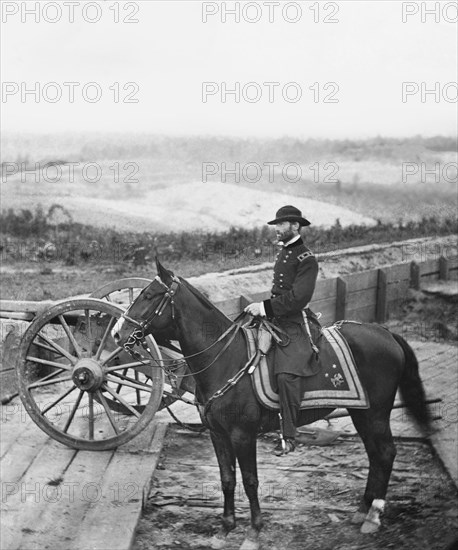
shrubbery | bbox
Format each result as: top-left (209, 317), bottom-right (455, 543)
top-left (1, 205), bottom-right (456, 267)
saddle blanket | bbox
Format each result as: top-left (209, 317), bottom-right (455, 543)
top-left (245, 325), bottom-right (369, 410)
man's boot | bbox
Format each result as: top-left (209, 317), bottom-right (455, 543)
top-left (273, 437), bottom-right (296, 456)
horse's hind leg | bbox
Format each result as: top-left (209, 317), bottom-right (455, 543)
top-left (231, 428), bottom-right (263, 550)
top-left (209, 430), bottom-right (237, 549)
top-left (349, 409), bottom-right (397, 533)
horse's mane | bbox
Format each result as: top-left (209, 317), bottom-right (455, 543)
top-left (179, 277), bottom-right (232, 322)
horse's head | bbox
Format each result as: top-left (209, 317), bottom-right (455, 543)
top-left (112, 258), bottom-right (180, 351)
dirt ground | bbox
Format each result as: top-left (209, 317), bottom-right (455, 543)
top-left (133, 426), bottom-right (458, 550)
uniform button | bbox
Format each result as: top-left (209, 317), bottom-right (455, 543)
top-left (283, 260), bottom-right (287, 263)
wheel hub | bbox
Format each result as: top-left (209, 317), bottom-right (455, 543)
top-left (72, 358), bottom-right (104, 391)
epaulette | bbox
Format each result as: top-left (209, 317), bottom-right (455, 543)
top-left (297, 250), bottom-right (314, 262)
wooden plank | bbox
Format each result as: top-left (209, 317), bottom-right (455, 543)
top-left (346, 287), bottom-right (378, 310)
top-left (1, 439), bottom-right (77, 550)
top-left (251, 290), bottom-right (271, 302)
top-left (410, 261), bottom-right (420, 290)
top-left (344, 269), bottom-right (378, 292)
top-left (421, 273), bottom-right (442, 284)
top-left (386, 262), bottom-right (411, 283)
top-left (420, 258), bottom-right (440, 277)
top-left (313, 278), bottom-right (337, 301)
top-left (335, 277), bottom-right (347, 321)
top-left (310, 296), bottom-right (337, 317)
top-left (0, 300), bottom-right (56, 313)
top-left (20, 450), bottom-right (115, 550)
top-left (345, 304), bottom-right (377, 323)
top-left (0, 424), bottom-right (48, 483)
top-left (376, 269), bottom-right (388, 323)
top-left (439, 256), bottom-right (449, 280)
top-left (70, 422), bottom-right (168, 550)
top-left (0, 311), bottom-right (35, 321)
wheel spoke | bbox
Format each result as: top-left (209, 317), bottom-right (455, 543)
top-left (26, 356), bottom-right (72, 371)
top-left (134, 370), bottom-right (141, 405)
top-left (27, 367), bottom-right (68, 389)
top-left (100, 346), bottom-right (124, 366)
top-left (27, 375), bottom-right (73, 389)
top-left (41, 385), bottom-right (78, 415)
top-left (96, 390), bottom-right (120, 435)
top-left (106, 373), bottom-right (153, 393)
top-left (37, 332), bottom-right (77, 365)
top-left (103, 385), bottom-right (141, 418)
top-left (88, 393), bottom-right (94, 440)
top-left (85, 309), bottom-right (93, 344)
top-left (116, 368), bottom-right (128, 394)
top-left (33, 340), bottom-right (65, 357)
top-left (104, 360), bottom-right (150, 372)
top-left (58, 314), bottom-right (83, 359)
top-left (129, 287), bottom-right (134, 304)
top-left (63, 390), bottom-right (84, 433)
top-left (94, 317), bottom-right (116, 360)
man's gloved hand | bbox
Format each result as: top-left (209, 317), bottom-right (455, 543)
top-left (244, 302), bottom-right (263, 317)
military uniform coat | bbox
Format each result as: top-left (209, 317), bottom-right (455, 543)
top-left (263, 237), bottom-right (319, 377)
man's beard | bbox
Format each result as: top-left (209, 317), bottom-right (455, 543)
top-left (276, 228), bottom-right (295, 243)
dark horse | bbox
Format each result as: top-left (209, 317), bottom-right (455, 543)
top-left (113, 260), bottom-right (432, 550)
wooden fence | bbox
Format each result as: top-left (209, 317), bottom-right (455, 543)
top-left (1, 256), bottom-right (457, 326)
top-left (216, 256), bottom-right (458, 325)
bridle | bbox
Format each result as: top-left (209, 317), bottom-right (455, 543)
top-left (121, 275), bottom-right (180, 351)
top-left (120, 275), bottom-right (246, 377)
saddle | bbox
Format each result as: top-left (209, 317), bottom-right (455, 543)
top-left (244, 314), bottom-right (369, 410)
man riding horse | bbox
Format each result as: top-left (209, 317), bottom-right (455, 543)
top-left (244, 205), bottom-right (320, 456)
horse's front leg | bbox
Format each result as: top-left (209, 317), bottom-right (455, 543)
top-left (232, 428), bottom-right (263, 550)
top-left (209, 430), bottom-right (236, 549)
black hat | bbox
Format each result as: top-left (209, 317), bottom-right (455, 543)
top-left (267, 205), bottom-right (311, 226)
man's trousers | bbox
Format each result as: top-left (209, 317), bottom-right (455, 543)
top-left (276, 372), bottom-right (308, 439)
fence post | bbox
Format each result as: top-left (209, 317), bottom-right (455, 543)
top-left (335, 277), bottom-right (347, 322)
top-left (410, 261), bottom-right (420, 290)
top-left (439, 256), bottom-right (449, 281)
top-left (376, 269), bottom-right (388, 324)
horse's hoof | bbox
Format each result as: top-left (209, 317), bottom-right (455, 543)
top-left (210, 535), bottom-right (227, 549)
top-left (360, 518), bottom-right (381, 534)
top-left (240, 538), bottom-right (260, 550)
top-left (351, 511), bottom-right (367, 524)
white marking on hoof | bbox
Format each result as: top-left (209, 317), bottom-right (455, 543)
top-left (210, 535), bottom-right (227, 549)
top-left (360, 499), bottom-right (385, 534)
top-left (360, 518), bottom-right (381, 534)
top-left (240, 538), bottom-right (260, 550)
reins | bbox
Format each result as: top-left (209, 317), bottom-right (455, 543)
top-left (119, 275), bottom-right (286, 429)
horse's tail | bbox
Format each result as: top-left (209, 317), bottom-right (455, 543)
top-left (392, 332), bottom-right (433, 431)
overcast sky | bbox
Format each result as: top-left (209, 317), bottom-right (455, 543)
top-left (1, 0), bottom-right (457, 138)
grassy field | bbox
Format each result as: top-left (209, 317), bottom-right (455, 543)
top-left (2, 134), bottom-right (456, 229)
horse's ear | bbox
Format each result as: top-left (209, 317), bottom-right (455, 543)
top-left (155, 256), bottom-right (173, 285)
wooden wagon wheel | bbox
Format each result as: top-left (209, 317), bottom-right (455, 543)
top-left (16, 298), bottom-right (164, 451)
top-left (90, 279), bottom-right (193, 411)
top-left (89, 277), bottom-right (153, 306)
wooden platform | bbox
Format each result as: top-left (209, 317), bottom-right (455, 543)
top-left (0, 404), bottom-right (168, 550)
top-left (0, 339), bottom-right (456, 550)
